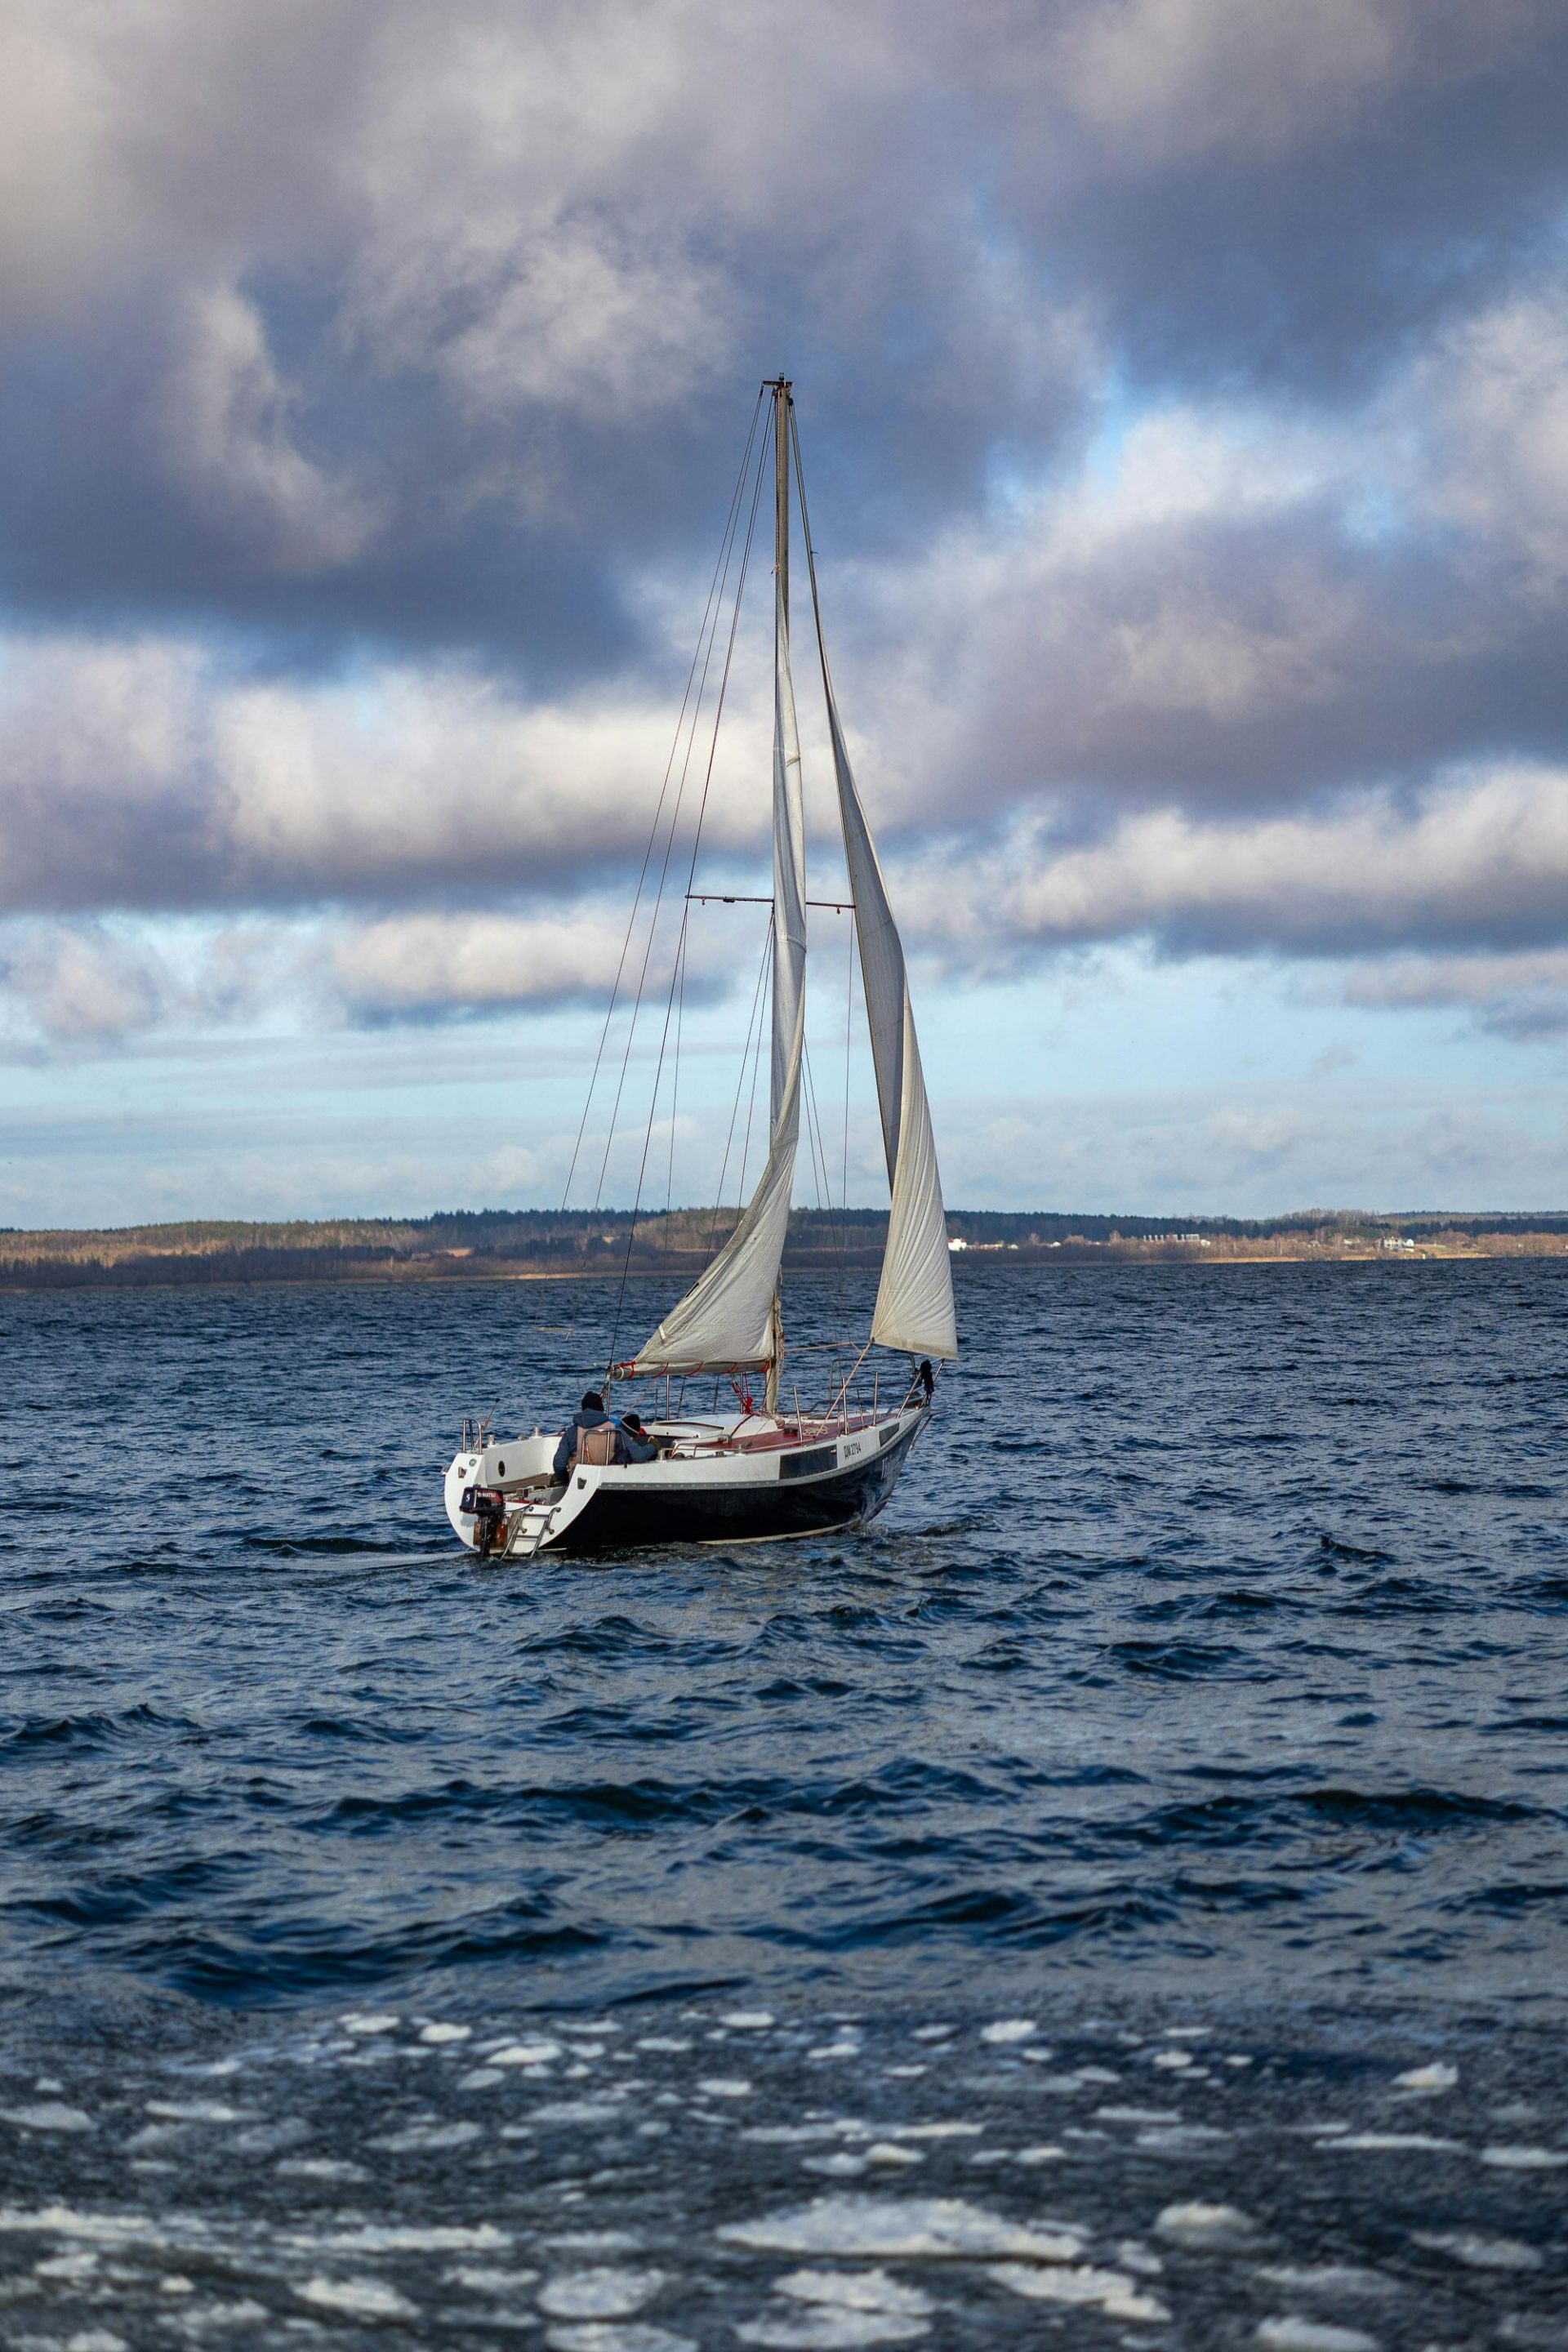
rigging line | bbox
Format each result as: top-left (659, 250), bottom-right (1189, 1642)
top-left (609, 385), bottom-right (773, 1323)
top-left (556, 390), bottom-right (764, 1237)
top-left (732, 942), bottom-right (770, 1223)
top-left (800, 1036), bottom-right (830, 1215)
top-left (605, 899), bottom-right (693, 1379)
top-left (590, 414), bottom-right (769, 1221)
top-left (704, 919), bottom-right (773, 1263)
top-left (664, 908), bottom-right (688, 1223)
top-left (838, 902), bottom-right (855, 1335)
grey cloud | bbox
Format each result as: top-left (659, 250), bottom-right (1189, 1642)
top-left (3, 0), bottom-right (1564, 670)
top-left (1341, 949), bottom-right (1568, 1039)
top-left (2, 0), bottom-right (1568, 1020)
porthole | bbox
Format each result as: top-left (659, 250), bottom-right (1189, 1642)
top-left (497, 1460), bottom-right (506, 1475)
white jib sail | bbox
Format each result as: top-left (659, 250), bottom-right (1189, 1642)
top-left (630, 526), bottom-right (807, 1376)
top-left (826, 697), bottom-right (958, 1361)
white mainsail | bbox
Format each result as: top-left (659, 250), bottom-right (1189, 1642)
top-left (630, 395), bottom-right (806, 1378)
top-left (823, 693), bottom-right (958, 1362)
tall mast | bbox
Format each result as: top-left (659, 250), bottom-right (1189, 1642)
top-left (773, 377), bottom-right (790, 622)
top-left (766, 377), bottom-right (793, 1414)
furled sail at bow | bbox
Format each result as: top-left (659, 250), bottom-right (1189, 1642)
top-left (822, 689), bottom-right (958, 1362)
top-left (630, 395), bottom-right (807, 1377)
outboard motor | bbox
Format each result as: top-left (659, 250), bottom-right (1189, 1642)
top-left (461, 1486), bottom-right (508, 1560)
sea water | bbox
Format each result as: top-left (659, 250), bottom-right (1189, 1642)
top-left (1, 1263), bottom-right (1565, 2345)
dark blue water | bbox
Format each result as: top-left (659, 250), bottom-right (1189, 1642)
top-left (2, 1264), bottom-right (1566, 2346)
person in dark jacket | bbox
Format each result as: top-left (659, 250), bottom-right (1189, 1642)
top-left (617, 1413), bottom-right (660, 1463)
top-left (552, 1391), bottom-right (610, 1481)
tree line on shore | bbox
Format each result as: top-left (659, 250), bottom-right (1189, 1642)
top-left (2, 1206), bottom-right (1566, 1289)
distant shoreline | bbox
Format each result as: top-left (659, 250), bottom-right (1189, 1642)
top-left (4, 1206), bottom-right (1566, 1291)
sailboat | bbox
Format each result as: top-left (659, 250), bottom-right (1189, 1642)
top-left (442, 381), bottom-right (956, 1557)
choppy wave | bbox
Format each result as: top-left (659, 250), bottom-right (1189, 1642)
top-left (2, 1263), bottom-right (1566, 2019)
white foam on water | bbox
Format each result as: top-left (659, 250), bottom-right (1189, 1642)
top-left (295, 2274), bottom-right (419, 2319)
top-left (0, 2206), bottom-right (167, 2244)
top-left (777, 2271), bottom-right (932, 2316)
top-left (542, 2234), bottom-right (644, 2253)
top-left (1393, 2062), bottom-right (1457, 2093)
top-left (696, 2078), bottom-right (753, 2098)
top-left (158, 2276), bottom-right (194, 2295)
top-left (293, 2225), bottom-right (511, 2254)
top-left (909, 2029), bottom-right (953, 2043)
top-left (1256, 2268), bottom-right (1396, 2299)
top-left (635, 2038), bottom-right (693, 2053)
top-left (537, 2266), bottom-right (665, 2319)
top-left (1255, 2322), bottom-right (1379, 2352)
top-left (165, 2299), bottom-right (270, 2330)
top-left (1096, 2108), bottom-right (1183, 2126)
top-left (1136, 2125), bottom-right (1233, 2151)
top-left (1226, 2056), bottom-right (1255, 2068)
top-left (420, 2025), bottom-right (472, 2046)
top-left (1162, 2027), bottom-right (1212, 2039)
top-left (979, 2021), bottom-right (1036, 2045)
top-left (340, 2014), bottom-right (400, 2036)
top-left (459, 2069), bottom-right (504, 2091)
top-left (145, 2102), bottom-right (247, 2123)
top-left (63, 2330), bottom-right (129, 2351)
top-left (735, 2314), bottom-right (928, 2348)
top-left (863, 2145), bottom-right (923, 2167)
top-left (1411, 2230), bottom-right (1543, 2270)
top-left (1154, 2202), bottom-right (1258, 2248)
top-left (368, 2119), bottom-right (483, 2151)
top-left (1, 2103), bottom-right (94, 2132)
top-left (723, 2012), bottom-right (775, 2029)
top-left (1325, 2134), bottom-right (1460, 2153)
top-left (446, 2266), bottom-right (541, 2292)
top-left (276, 2158), bottom-right (367, 2181)
top-left (990, 2262), bottom-right (1169, 2323)
top-left (545, 2328), bottom-right (695, 2352)
top-left (719, 2196), bottom-right (1085, 2262)
top-left (491, 2041), bottom-right (564, 2067)
top-left (1481, 2145), bottom-right (1568, 2168)
top-left (803, 2154), bottom-right (868, 2179)
top-left (1073, 2067), bottom-right (1120, 2084)
top-left (886, 2124), bottom-right (982, 2141)
top-left (1152, 2051), bottom-right (1194, 2071)
top-left (1116, 2242), bottom-right (1164, 2277)
top-left (36, 2251), bottom-right (100, 2278)
top-left (883, 2068), bottom-right (925, 2080)
top-left (127, 2123), bottom-right (189, 2149)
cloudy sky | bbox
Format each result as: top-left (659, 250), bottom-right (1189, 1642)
top-left (4, 0), bottom-right (1568, 1227)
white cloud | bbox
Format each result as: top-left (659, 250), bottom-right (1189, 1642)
top-left (0, 628), bottom-right (770, 916)
top-left (891, 762), bottom-right (1568, 967)
top-left (163, 283), bottom-right (381, 572)
top-left (1419, 288), bottom-right (1568, 589)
